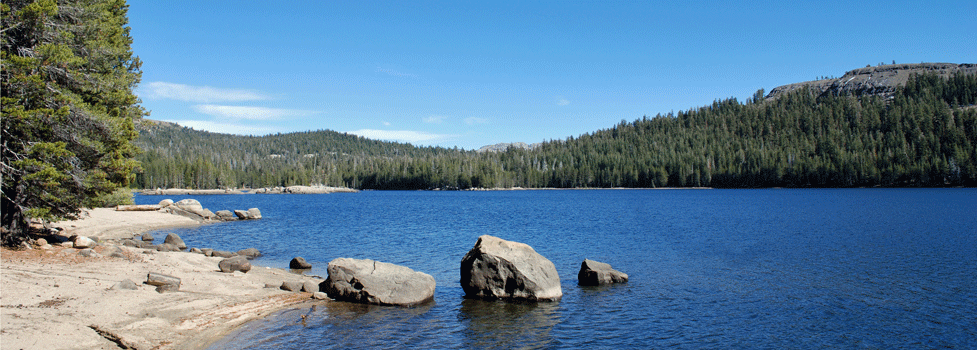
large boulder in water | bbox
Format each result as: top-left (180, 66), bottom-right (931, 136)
top-left (577, 259), bottom-right (628, 286)
top-left (320, 258), bottom-right (435, 307)
top-left (460, 235), bottom-right (562, 301)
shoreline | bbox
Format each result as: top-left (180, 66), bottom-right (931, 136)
top-left (1, 209), bottom-right (323, 349)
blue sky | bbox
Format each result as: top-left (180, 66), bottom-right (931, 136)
top-left (127, 1), bottom-right (976, 150)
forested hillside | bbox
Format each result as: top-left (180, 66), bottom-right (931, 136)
top-left (134, 71), bottom-right (977, 190)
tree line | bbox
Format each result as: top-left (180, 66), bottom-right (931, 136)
top-left (133, 72), bottom-right (977, 190)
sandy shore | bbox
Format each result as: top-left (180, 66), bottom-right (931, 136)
top-left (1, 209), bottom-right (323, 349)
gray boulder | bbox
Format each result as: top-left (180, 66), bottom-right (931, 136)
top-left (163, 233), bottom-right (186, 250)
top-left (460, 235), bottom-right (562, 301)
top-left (158, 199), bottom-right (174, 207)
top-left (233, 209), bottom-right (252, 220)
top-left (236, 248), bottom-right (260, 259)
top-left (173, 199), bottom-right (203, 212)
top-left (216, 210), bottom-right (237, 221)
top-left (280, 281), bottom-right (304, 292)
top-left (218, 256), bottom-right (251, 273)
top-left (290, 257), bottom-right (312, 269)
top-left (200, 248), bottom-right (214, 256)
top-left (320, 258), bottom-right (435, 307)
top-left (577, 259), bottom-right (628, 286)
top-left (247, 208), bottom-right (262, 219)
top-left (301, 281), bottom-right (318, 293)
top-left (141, 233), bottom-right (154, 242)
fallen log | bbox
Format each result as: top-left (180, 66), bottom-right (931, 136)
top-left (116, 204), bottom-right (161, 211)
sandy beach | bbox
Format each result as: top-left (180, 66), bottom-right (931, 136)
top-left (1, 208), bottom-right (323, 349)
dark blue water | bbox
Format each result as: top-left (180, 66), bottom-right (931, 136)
top-left (136, 189), bottom-right (977, 349)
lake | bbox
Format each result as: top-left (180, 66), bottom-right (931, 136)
top-left (135, 189), bottom-right (977, 349)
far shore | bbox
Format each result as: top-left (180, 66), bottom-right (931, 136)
top-left (1, 208), bottom-right (323, 349)
top-left (138, 186), bottom-right (713, 195)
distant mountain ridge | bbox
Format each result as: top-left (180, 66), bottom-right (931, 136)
top-left (133, 62), bottom-right (977, 189)
top-left (765, 62), bottom-right (976, 101)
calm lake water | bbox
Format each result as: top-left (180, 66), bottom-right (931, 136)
top-left (136, 189), bottom-right (977, 349)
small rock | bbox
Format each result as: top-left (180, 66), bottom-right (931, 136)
top-left (264, 283), bottom-right (279, 289)
top-left (141, 233), bottom-right (154, 242)
top-left (78, 248), bottom-right (100, 258)
top-left (247, 208), bottom-right (262, 219)
top-left (73, 236), bottom-right (96, 249)
top-left (112, 279), bottom-right (139, 290)
top-left (163, 233), bottom-right (186, 250)
top-left (237, 248), bottom-right (260, 259)
top-left (61, 241), bottom-right (74, 248)
top-left (577, 259), bottom-right (629, 286)
top-left (302, 281), bottom-right (318, 293)
top-left (290, 257), bottom-right (312, 269)
top-left (155, 243), bottom-right (181, 252)
top-left (104, 246), bottom-right (125, 258)
top-left (281, 281), bottom-right (304, 292)
top-left (218, 256), bottom-right (251, 273)
top-left (201, 248), bottom-right (214, 256)
top-left (234, 210), bottom-right (251, 220)
top-left (146, 272), bottom-right (181, 293)
top-left (35, 238), bottom-right (48, 247)
top-left (158, 199), bottom-right (174, 207)
top-left (189, 247), bottom-right (203, 254)
top-left (122, 239), bottom-right (141, 248)
top-left (216, 210), bottom-right (237, 221)
top-left (312, 292), bottom-right (328, 300)
top-left (211, 250), bottom-right (236, 258)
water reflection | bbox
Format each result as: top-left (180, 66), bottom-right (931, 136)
top-left (458, 299), bottom-right (561, 349)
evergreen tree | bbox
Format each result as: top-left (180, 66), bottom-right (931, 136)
top-left (1, 0), bottom-right (144, 246)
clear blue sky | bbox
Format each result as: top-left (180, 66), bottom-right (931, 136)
top-left (127, 1), bottom-right (976, 150)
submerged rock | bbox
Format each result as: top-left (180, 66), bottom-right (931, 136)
top-left (320, 258), bottom-right (435, 307)
top-left (460, 235), bottom-right (562, 301)
top-left (577, 259), bottom-right (628, 286)
top-left (236, 248), bottom-right (260, 259)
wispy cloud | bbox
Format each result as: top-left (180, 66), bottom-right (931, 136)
top-left (165, 119), bottom-right (277, 136)
top-left (144, 82), bottom-right (269, 103)
top-left (192, 105), bottom-right (315, 120)
top-left (348, 129), bottom-right (452, 144)
top-left (376, 67), bottom-right (415, 77)
top-left (464, 117), bottom-right (488, 125)
top-left (557, 98), bottom-right (570, 106)
top-left (423, 115), bottom-right (445, 124)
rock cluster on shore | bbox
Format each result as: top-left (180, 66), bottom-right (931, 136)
top-left (116, 198), bottom-right (261, 223)
top-left (139, 185), bottom-right (359, 195)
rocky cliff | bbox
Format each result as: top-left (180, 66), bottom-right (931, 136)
top-left (765, 63), bottom-right (976, 101)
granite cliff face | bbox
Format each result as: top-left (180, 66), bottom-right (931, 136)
top-left (765, 63), bottom-right (976, 101)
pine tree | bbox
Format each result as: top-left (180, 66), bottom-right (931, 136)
top-left (2, 0), bottom-right (144, 246)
